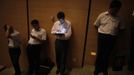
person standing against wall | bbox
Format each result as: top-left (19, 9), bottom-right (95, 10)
top-left (27, 19), bottom-right (46, 75)
top-left (94, 0), bottom-right (124, 75)
top-left (51, 11), bottom-right (72, 75)
top-left (4, 25), bottom-right (21, 75)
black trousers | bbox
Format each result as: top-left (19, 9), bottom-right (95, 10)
top-left (27, 44), bottom-right (41, 75)
top-left (94, 33), bottom-right (116, 75)
top-left (9, 47), bottom-right (21, 75)
top-left (55, 39), bottom-right (69, 75)
top-left (128, 29), bottom-right (134, 70)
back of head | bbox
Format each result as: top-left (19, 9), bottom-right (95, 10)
top-left (57, 11), bottom-right (65, 20)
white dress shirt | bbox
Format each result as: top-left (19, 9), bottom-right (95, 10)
top-left (28, 28), bottom-right (46, 44)
top-left (51, 19), bottom-right (72, 40)
top-left (94, 11), bottom-right (125, 35)
top-left (8, 30), bottom-right (21, 48)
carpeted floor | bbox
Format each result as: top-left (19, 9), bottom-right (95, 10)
top-left (0, 65), bottom-right (134, 75)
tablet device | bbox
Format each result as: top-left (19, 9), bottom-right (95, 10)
top-left (55, 26), bottom-right (66, 34)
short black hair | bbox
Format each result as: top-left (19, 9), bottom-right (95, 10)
top-left (31, 19), bottom-right (39, 25)
top-left (109, 0), bottom-right (122, 8)
top-left (57, 11), bottom-right (65, 19)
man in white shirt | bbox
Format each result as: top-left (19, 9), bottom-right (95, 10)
top-left (27, 19), bottom-right (46, 75)
top-left (51, 11), bottom-right (72, 75)
top-left (4, 25), bottom-right (21, 75)
top-left (94, 0), bottom-right (124, 75)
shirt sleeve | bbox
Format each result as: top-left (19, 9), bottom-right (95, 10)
top-left (11, 31), bottom-right (21, 46)
top-left (51, 22), bottom-right (58, 34)
top-left (11, 31), bottom-right (20, 41)
top-left (64, 23), bottom-right (72, 39)
top-left (41, 29), bottom-right (47, 40)
top-left (94, 14), bottom-right (102, 27)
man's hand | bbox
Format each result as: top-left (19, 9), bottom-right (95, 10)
top-left (30, 34), bottom-right (37, 39)
top-left (30, 34), bottom-right (45, 43)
